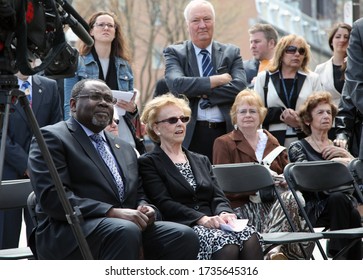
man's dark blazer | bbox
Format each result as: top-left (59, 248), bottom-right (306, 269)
top-left (243, 58), bottom-right (259, 88)
top-left (0, 74), bottom-right (62, 249)
top-left (163, 40), bottom-right (247, 148)
top-left (342, 17), bottom-right (363, 159)
top-left (3, 74), bottom-right (62, 180)
top-left (28, 118), bottom-right (147, 259)
top-left (138, 145), bottom-right (233, 227)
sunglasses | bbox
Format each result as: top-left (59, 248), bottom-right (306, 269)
top-left (155, 116), bottom-right (190, 124)
top-left (285, 46), bottom-right (306, 55)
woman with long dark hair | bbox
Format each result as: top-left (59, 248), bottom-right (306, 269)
top-left (64, 11), bottom-right (145, 155)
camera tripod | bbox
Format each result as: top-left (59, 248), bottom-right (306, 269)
top-left (0, 74), bottom-right (93, 259)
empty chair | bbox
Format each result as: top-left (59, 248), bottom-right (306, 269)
top-left (212, 162), bottom-right (323, 259)
top-left (0, 179), bottom-right (34, 260)
top-left (347, 158), bottom-right (363, 204)
top-left (284, 160), bottom-right (363, 260)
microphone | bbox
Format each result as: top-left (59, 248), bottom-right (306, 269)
top-left (60, 0), bottom-right (90, 33)
top-left (56, 0), bottom-right (94, 47)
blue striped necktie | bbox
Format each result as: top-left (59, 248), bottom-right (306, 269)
top-left (21, 81), bottom-right (32, 106)
top-left (200, 49), bottom-right (214, 109)
top-left (90, 134), bottom-right (124, 201)
top-left (200, 49), bottom-right (215, 77)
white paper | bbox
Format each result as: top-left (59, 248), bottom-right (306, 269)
top-left (111, 90), bottom-right (134, 116)
top-left (220, 219), bottom-right (249, 232)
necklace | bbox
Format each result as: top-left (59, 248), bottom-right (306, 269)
top-left (310, 136), bottom-right (331, 153)
top-left (182, 151), bottom-right (188, 163)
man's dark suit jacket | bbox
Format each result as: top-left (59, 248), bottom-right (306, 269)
top-left (138, 145), bottom-right (233, 227)
top-left (28, 118), bottom-right (147, 259)
top-left (163, 40), bottom-right (247, 148)
top-left (243, 58), bottom-right (259, 88)
top-left (1, 74), bottom-right (62, 249)
top-left (342, 17), bottom-right (363, 159)
top-left (3, 75), bottom-right (62, 180)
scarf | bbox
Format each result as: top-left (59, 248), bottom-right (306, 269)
top-left (91, 47), bottom-right (118, 90)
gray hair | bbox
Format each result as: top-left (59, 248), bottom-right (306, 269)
top-left (184, 0), bottom-right (215, 22)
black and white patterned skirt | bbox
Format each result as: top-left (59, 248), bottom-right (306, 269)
top-left (192, 224), bottom-right (261, 260)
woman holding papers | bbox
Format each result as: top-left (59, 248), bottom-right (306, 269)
top-left (64, 11), bottom-right (145, 154)
top-left (138, 94), bottom-right (263, 260)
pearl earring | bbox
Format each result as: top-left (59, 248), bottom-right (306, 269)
top-left (156, 132), bottom-right (161, 136)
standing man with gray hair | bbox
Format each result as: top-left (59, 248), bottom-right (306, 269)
top-left (163, 0), bottom-right (246, 162)
top-left (244, 23), bottom-right (279, 88)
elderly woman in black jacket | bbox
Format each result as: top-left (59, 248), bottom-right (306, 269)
top-left (288, 91), bottom-right (361, 259)
top-left (138, 94), bottom-right (263, 260)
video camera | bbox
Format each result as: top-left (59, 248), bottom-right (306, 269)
top-left (0, 0), bottom-right (93, 78)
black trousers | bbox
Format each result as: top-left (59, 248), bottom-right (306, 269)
top-left (189, 121), bottom-right (226, 163)
top-left (65, 219), bottom-right (199, 260)
top-left (316, 192), bottom-right (362, 259)
top-left (0, 208), bottom-right (33, 249)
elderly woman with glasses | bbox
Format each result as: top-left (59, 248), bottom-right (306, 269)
top-left (213, 89), bottom-right (288, 230)
top-left (138, 94), bottom-right (263, 260)
top-left (254, 34), bottom-right (323, 148)
top-left (213, 89), bottom-right (314, 260)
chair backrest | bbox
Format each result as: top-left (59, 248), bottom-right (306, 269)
top-left (27, 191), bottom-right (38, 228)
top-left (0, 179), bottom-right (34, 260)
top-left (212, 162), bottom-right (318, 259)
top-left (347, 158), bottom-right (363, 203)
top-left (285, 160), bottom-right (363, 260)
top-left (0, 179), bottom-right (33, 210)
top-left (212, 162), bottom-right (275, 193)
top-left (284, 160), bottom-right (355, 193)
top-left (348, 158), bottom-right (363, 184)
top-left (283, 160), bottom-right (357, 260)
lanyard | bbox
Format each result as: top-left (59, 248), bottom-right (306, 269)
top-left (279, 72), bottom-right (297, 108)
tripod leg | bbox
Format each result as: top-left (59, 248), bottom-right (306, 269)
top-left (0, 95), bottom-right (12, 182)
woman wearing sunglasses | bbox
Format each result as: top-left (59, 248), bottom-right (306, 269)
top-left (138, 94), bottom-right (263, 260)
top-left (254, 34), bottom-right (323, 148)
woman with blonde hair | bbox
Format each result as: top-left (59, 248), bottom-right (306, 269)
top-left (254, 34), bottom-right (322, 147)
top-left (213, 89), bottom-right (288, 231)
top-left (213, 89), bottom-right (313, 260)
top-left (138, 94), bottom-right (263, 260)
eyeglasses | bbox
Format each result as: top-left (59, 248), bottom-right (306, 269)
top-left (93, 22), bottom-right (115, 29)
top-left (285, 45), bottom-right (306, 55)
top-left (155, 116), bottom-right (190, 124)
top-left (77, 92), bottom-right (117, 104)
